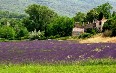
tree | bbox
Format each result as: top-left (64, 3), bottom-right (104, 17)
top-left (16, 27), bottom-right (29, 39)
top-left (103, 16), bottom-right (116, 36)
top-left (102, 20), bottom-right (112, 32)
top-left (86, 2), bottom-right (112, 22)
top-left (0, 18), bottom-right (8, 26)
top-left (24, 4), bottom-right (58, 32)
top-left (98, 12), bottom-right (103, 20)
top-left (96, 2), bottom-right (113, 19)
top-left (86, 9), bottom-right (99, 23)
top-left (46, 16), bottom-right (74, 37)
top-left (73, 12), bottom-right (86, 24)
top-left (111, 16), bottom-right (116, 36)
top-left (9, 19), bottom-right (23, 27)
top-left (0, 26), bottom-right (16, 40)
top-left (112, 11), bottom-right (116, 17)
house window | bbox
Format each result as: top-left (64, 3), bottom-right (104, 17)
top-left (99, 21), bottom-right (102, 25)
top-left (93, 23), bottom-right (96, 27)
top-left (99, 27), bottom-right (101, 30)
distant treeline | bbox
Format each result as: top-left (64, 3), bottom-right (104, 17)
top-left (0, 10), bottom-right (26, 19)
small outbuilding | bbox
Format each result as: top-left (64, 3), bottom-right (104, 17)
top-left (72, 22), bottom-right (84, 36)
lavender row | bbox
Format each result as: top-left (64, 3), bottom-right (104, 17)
top-left (0, 40), bottom-right (116, 63)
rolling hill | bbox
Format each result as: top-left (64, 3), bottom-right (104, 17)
top-left (0, 0), bottom-right (116, 17)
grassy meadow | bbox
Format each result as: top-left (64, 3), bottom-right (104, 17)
top-left (0, 59), bottom-right (116, 73)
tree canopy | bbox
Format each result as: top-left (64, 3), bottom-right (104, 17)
top-left (73, 12), bottom-right (86, 23)
top-left (86, 2), bottom-right (112, 22)
top-left (86, 9), bottom-right (99, 22)
top-left (24, 4), bottom-right (58, 32)
top-left (96, 2), bottom-right (112, 19)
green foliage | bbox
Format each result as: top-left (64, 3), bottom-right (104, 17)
top-left (22, 17), bottom-right (34, 31)
top-left (86, 28), bottom-right (98, 35)
top-left (78, 25), bottom-right (97, 39)
top-left (73, 12), bottom-right (86, 23)
top-left (102, 20), bottom-right (112, 32)
top-left (96, 2), bottom-right (113, 19)
top-left (112, 11), bottom-right (116, 17)
top-left (78, 33), bottom-right (92, 39)
top-left (0, 18), bottom-right (8, 26)
top-left (46, 16), bottom-right (74, 37)
top-left (9, 19), bottom-right (23, 27)
top-left (16, 27), bottom-right (29, 40)
top-left (48, 35), bottom-right (60, 39)
top-left (98, 12), bottom-right (104, 20)
top-left (0, 17), bottom-right (30, 40)
top-left (0, 18), bottom-right (29, 39)
top-left (0, 18), bottom-right (23, 27)
top-left (24, 4), bottom-right (57, 32)
top-left (86, 2), bottom-right (112, 22)
top-left (86, 9), bottom-right (99, 22)
top-left (0, 26), bottom-right (15, 40)
top-left (103, 15), bottom-right (116, 37)
top-left (111, 19), bottom-right (116, 36)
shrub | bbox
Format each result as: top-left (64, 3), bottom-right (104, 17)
top-left (103, 30), bottom-right (112, 37)
top-left (102, 20), bottom-right (112, 32)
top-left (29, 29), bottom-right (45, 40)
top-left (0, 26), bottom-right (16, 40)
top-left (86, 28), bottom-right (98, 35)
top-left (78, 33), bottom-right (92, 39)
top-left (16, 27), bottom-right (29, 40)
top-left (103, 16), bottom-right (116, 37)
top-left (111, 19), bottom-right (116, 36)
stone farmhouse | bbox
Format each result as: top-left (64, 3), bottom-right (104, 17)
top-left (72, 18), bottom-right (107, 36)
top-left (95, 18), bottom-right (107, 32)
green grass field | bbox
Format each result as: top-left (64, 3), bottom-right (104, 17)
top-left (0, 64), bottom-right (116, 73)
top-left (0, 59), bottom-right (116, 73)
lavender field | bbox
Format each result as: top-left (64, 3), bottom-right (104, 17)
top-left (0, 40), bottom-right (116, 64)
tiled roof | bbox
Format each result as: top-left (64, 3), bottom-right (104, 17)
top-left (73, 27), bottom-right (84, 32)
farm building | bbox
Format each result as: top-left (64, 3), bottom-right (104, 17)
top-left (95, 18), bottom-right (107, 32)
top-left (72, 18), bottom-right (107, 36)
top-left (72, 22), bottom-right (84, 36)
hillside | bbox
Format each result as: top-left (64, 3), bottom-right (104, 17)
top-left (0, 0), bottom-right (116, 17)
